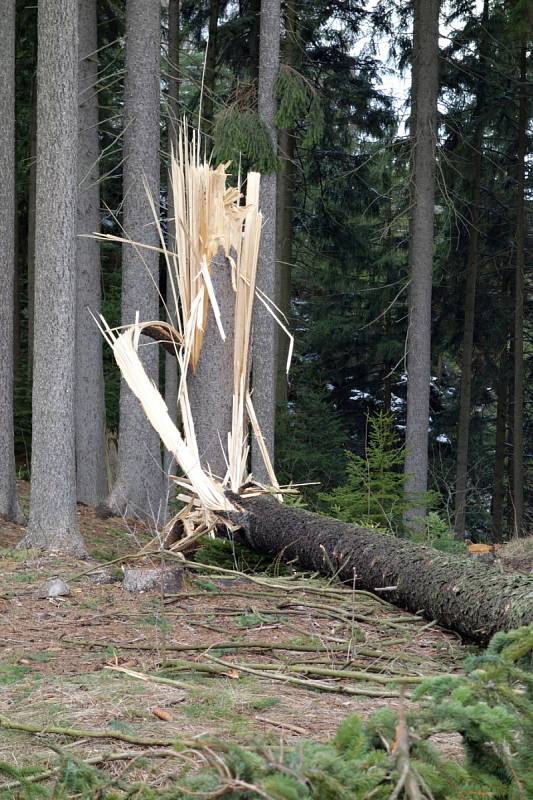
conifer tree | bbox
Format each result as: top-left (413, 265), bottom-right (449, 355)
top-left (511, 41), bottom-right (528, 536)
top-left (202, 0), bottom-right (220, 141)
top-left (21, 0), bottom-right (86, 554)
top-left (403, 0), bottom-right (440, 531)
top-left (275, 0), bottom-right (297, 405)
top-left (75, 0), bottom-right (107, 506)
top-left (107, 0), bottom-right (163, 519)
top-left (252, 0), bottom-right (281, 482)
top-left (0, 0), bottom-right (21, 523)
top-left (164, 0), bottom-right (180, 477)
top-left (454, 0), bottom-right (489, 538)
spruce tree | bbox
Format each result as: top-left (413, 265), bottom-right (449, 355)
top-left (107, 0), bottom-right (163, 520)
top-left (0, 0), bottom-right (22, 523)
top-left (75, 0), bottom-right (107, 506)
top-left (251, 0), bottom-right (281, 482)
top-left (22, 0), bottom-right (86, 554)
top-left (403, 0), bottom-right (440, 532)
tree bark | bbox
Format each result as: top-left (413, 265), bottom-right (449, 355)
top-left (453, 0), bottom-right (489, 539)
top-left (21, 0), bottom-right (86, 554)
top-left (0, 0), bottom-right (22, 523)
top-left (27, 77), bottom-right (37, 378)
top-left (492, 343), bottom-right (508, 541)
top-left (403, 0), bottom-right (439, 531)
top-left (164, 0), bottom-right (180, 478)
top-left (251, 0), bottom-right (281, 482)
top-left (202, 0), bottom-right (220, 142)
top-left (275, 0), bottom-right (296, 407)
top-left (382, 167), bottom-right (394, 413)
top-left (511, 42), bottom-right (527, 536)
top-left (188, 249), bottom-right (235, 478)
top-left (75, 0), bottom-right (107, 506)
top-left (14, 202), bottom-right (21, 384)
top-left (107, 0), bottom-right (163, 521)
top-left (228, 494), bottom-right (533, 644)
top-left (167, 0), bottom-right (180, 141)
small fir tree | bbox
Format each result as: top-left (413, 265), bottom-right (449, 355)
top-left (320, 412), bottom-right (410, 532)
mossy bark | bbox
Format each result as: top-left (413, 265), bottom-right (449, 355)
top-left (228, 494), bottom-right (533, 643)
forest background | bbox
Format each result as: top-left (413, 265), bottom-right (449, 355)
top-left (4, 0), bottom-right (532, 546)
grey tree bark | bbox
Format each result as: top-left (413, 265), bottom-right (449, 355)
top-left (75, 0), bottom-right (107, 506)
top-left (492, 342), bottom-right (508, 541)
top-left (0, 0), bottom-right (22, 523)
top-left (164, 0), bottom-right (180, 478)
top-left (227, 493), bottom-right (533, 644)
top-left (27, 79), bottom-right (37, 377)
top-left (188, 249), bottom-right (235, 478)
top-left (202, 0), bottom-right (220, 142)
top-left (275, 0), bottom-right (296, 407)
top-left (251, 0), bottom-right (281, 483)
top-left (107, 0), bottom-right (163, 521)
top-left (511, 42), bottom-right (527, 536)
top-left (453, 0), bottom-right (489, 539)
top-left (20, 0), bottom-right (86, 554)
top-left (403, 0), bottom-right (439, 531)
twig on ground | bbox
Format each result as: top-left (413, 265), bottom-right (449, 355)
top-left (203, 654), bottom-right (403, 698)
top-left (0, 714), bottom-right (176, 747)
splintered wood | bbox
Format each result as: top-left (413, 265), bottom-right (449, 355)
top-left (96, 125), bottom-right (291, 550)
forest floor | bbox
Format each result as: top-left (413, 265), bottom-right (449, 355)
top-left (0, 482), bottom-right (528, 795)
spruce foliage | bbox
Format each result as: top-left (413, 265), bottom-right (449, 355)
top-left (275, 66), bottom-right (324, 146)
top-left (276, 379), bottom-right (349, 499)
top-left (320, 412), bottom-right (414, 532)
top-left (212, 107), bottom-right (278, 173)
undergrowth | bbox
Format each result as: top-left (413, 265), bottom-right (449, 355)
top-left (194, 536), bottom-right (290, 576)
top-left (319, 412), bottom-right (461, 552)
top-left (1, 625), bottom-right (531, 799)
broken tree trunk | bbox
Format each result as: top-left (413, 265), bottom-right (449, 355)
top-left (227, 494), bottom-right (533, 643)
top-left (188, 247), bottom-right (235, 477)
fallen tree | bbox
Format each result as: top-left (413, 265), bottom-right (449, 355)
top-left (97, 127), bottom-right (532, 647)
top-left (225, 493), bottom-right (533, 644)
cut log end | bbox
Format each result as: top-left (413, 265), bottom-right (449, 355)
top-left (122, 566), bottom-right (183, 594)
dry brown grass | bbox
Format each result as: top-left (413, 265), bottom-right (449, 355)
top-left (1, 506), bottom-right (466, 779)
top-left (497, 535), bottom-right (533, 573)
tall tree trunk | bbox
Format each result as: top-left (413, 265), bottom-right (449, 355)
top-left (275, 127), bottom-right (294, 406)
top-left (164, 0), bottom-right (180, 478)
top-left (20, 0), bottom-right (86, 554)
top-left (202, 0), bottom-right (220, 142)
top-left (227, 493), bottom-right (533, 644)
top-left (403, 0), bottom-right (439, 530)
top-left (453, 0), bottom-right (489, 539)
top-left (75, 0), bottom-right (107, 506)
top-left (107, 0), bottom-right (163, 521)
top-left (382, 168), bottom-right (394, 414)
top-left (168, 0), bottom-right (180, 142)
top-left (511, 42), bottom-right (527, 536)
top-left (492, 343), bottom-right (508, 541)
top-left (27, 78), bottom-right (37, 377)
top-left (383, 315), bottom-right (393, 414)
top-left (251, 0), bottom-right (281, 482)
top-left (506, 342), bottom-right (515, 535)
top-left (275, 0), bottom-right (296, 407)
top-left (13, 209), bottom-right (21, 383)
top-left (0, 0), bottom-right (22, 523)
top-left (188, 250), bottom-right (235, 477)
